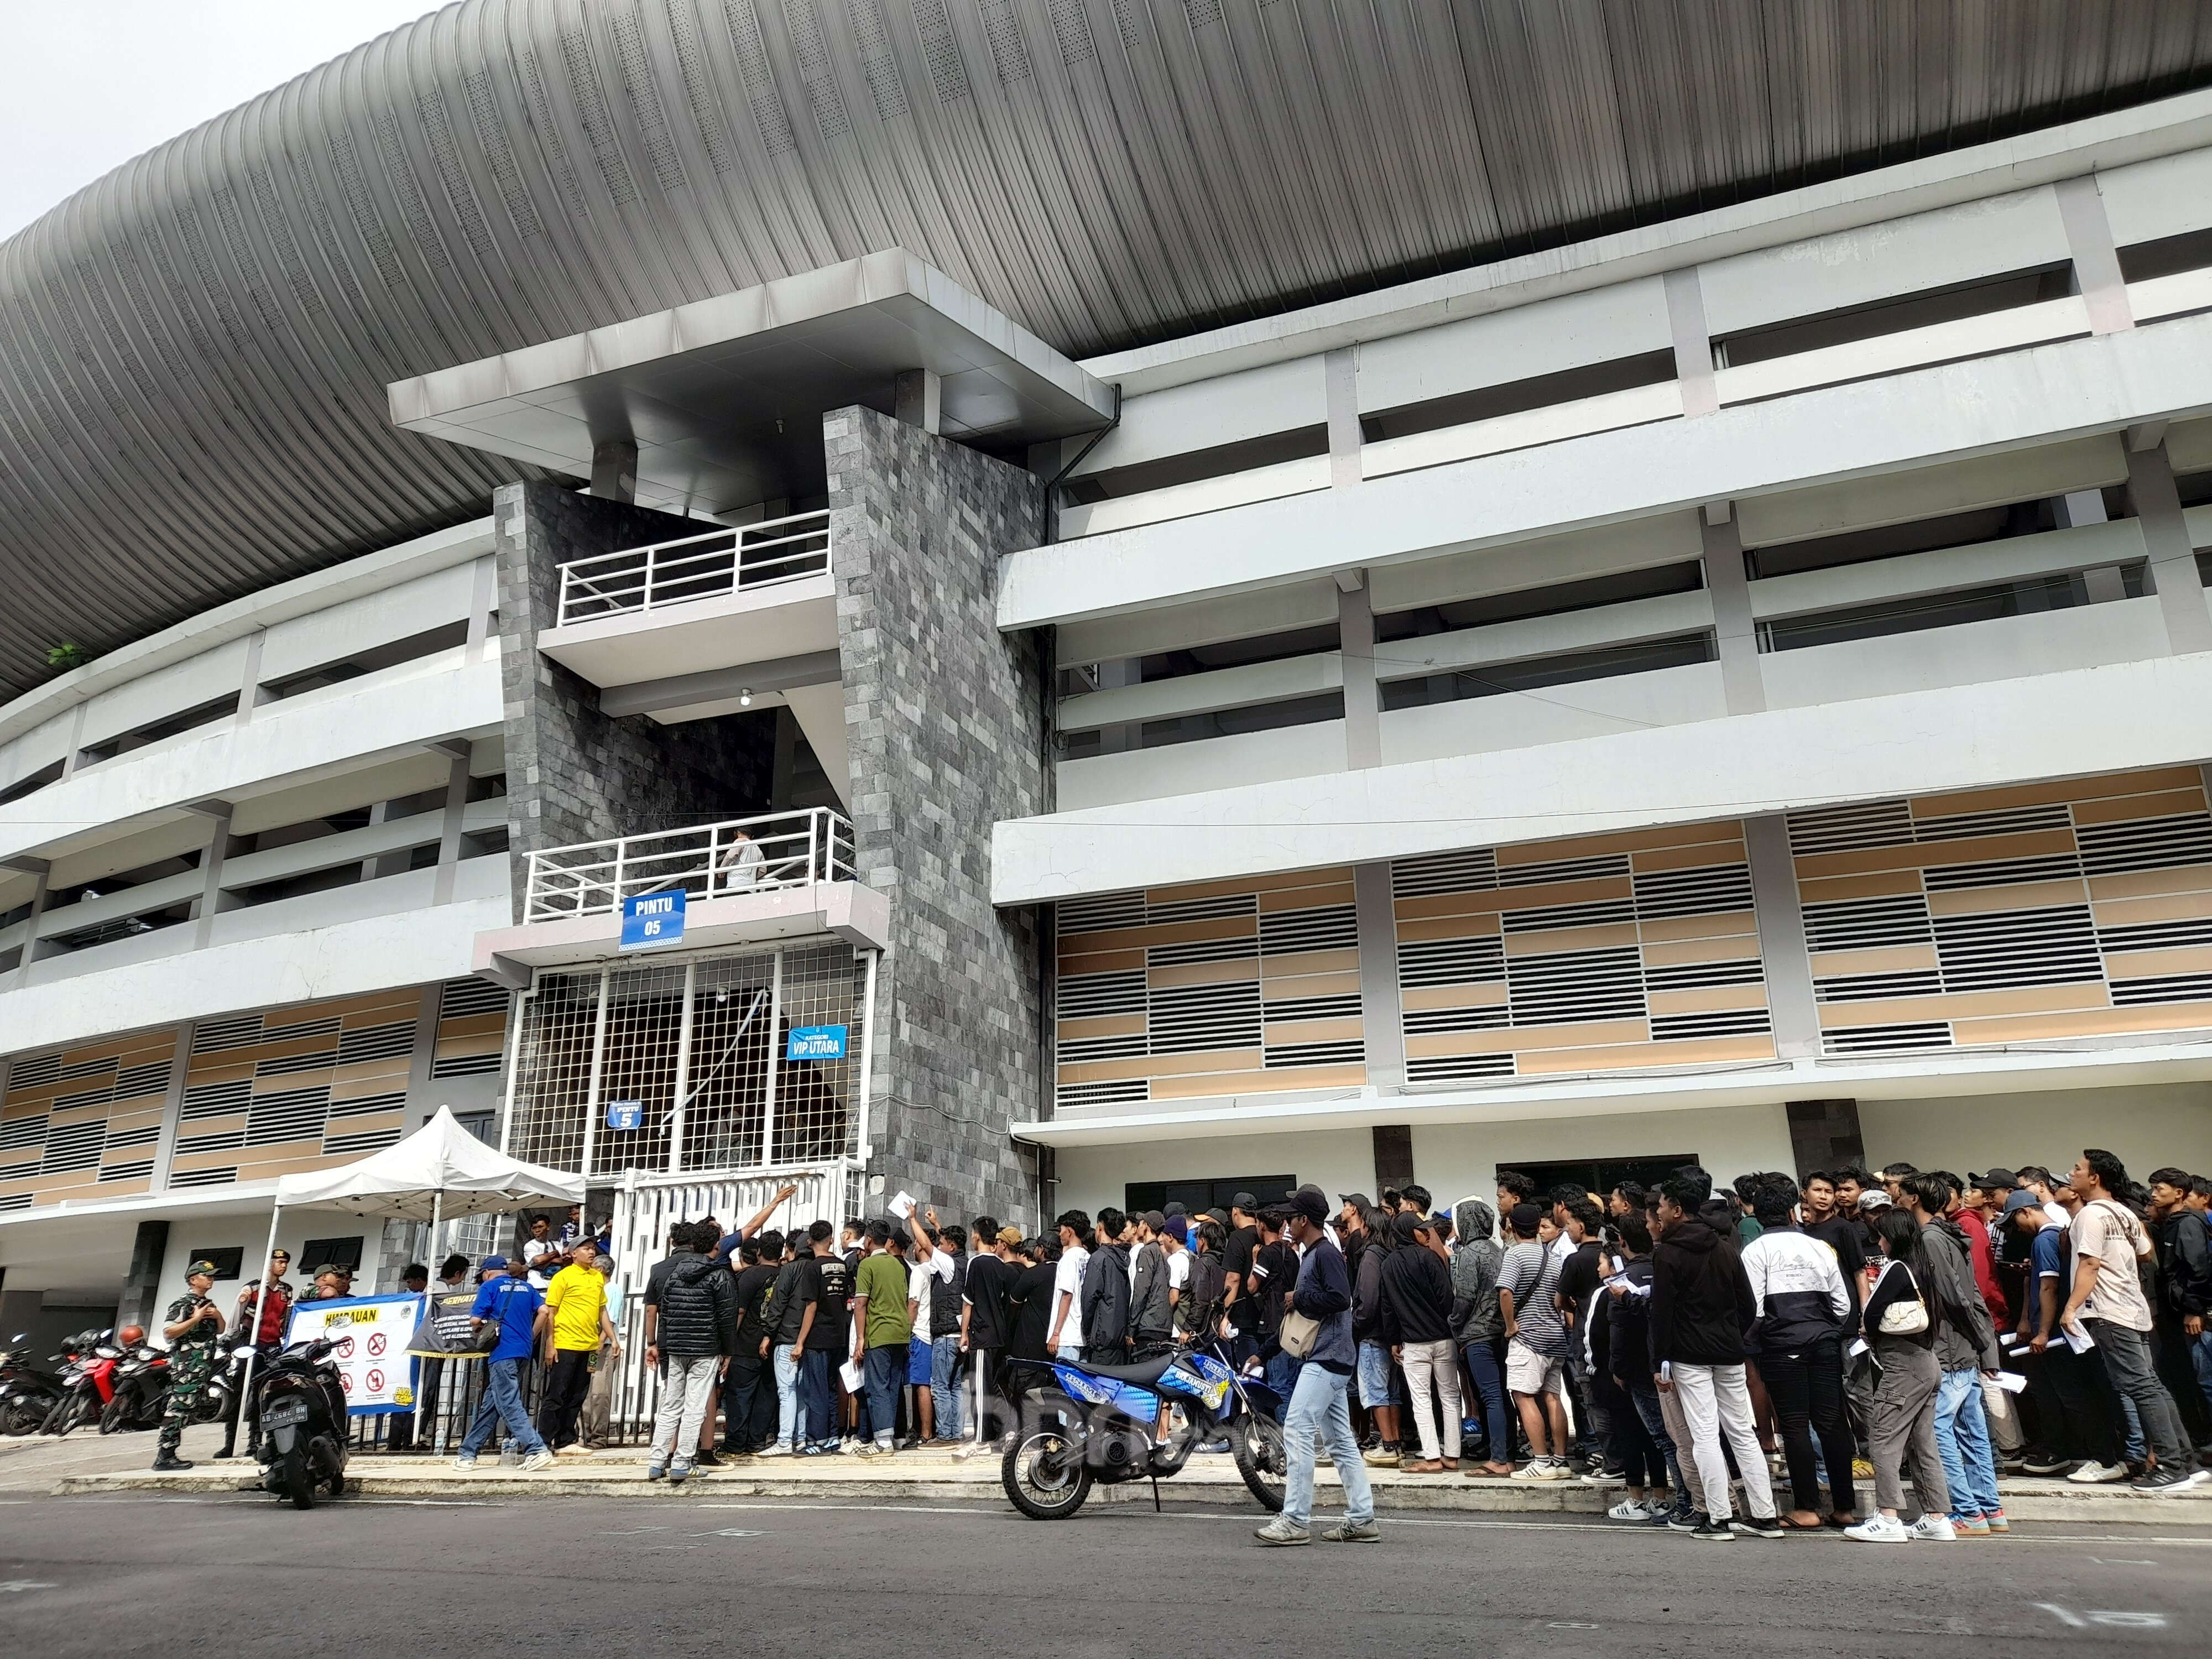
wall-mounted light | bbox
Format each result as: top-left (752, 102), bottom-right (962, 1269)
top-left (738, 688), bottom-right (753, 707)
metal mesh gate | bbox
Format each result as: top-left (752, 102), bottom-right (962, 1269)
top-left (502, 943), bottom-right (870, 1180)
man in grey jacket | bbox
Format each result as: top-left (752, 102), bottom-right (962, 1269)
top-left (1907, 1173), bottom-right (2004, 1532)
top-left (1451, 1199), bottom-right (1514, 1475)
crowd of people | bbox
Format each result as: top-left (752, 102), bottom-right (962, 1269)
top-left (1239, 1150), bottom-right (2212, 1544)
top-left (203, 1145), bottom-right (2212, 1550)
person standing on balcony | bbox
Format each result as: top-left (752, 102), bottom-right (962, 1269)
top-left (717, 827), bottom-right (764, 893)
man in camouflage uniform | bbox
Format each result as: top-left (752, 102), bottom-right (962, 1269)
top-left (153, 1260), bottom-right (226, 1471)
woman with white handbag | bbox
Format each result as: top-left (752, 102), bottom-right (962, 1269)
top-left (1845, 1207), bottom-right (1955, 1543)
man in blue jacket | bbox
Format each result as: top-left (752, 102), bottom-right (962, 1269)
top-left (1255, 1186), bottom-right (1380, 1547)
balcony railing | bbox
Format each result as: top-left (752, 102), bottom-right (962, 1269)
top-left (523, 807), bottom-right (855, 924)
top-left (555, 509), bottom-right (832, 628)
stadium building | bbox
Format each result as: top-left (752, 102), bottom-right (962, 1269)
top-left (5, 2), bottom-right (2212, 1350)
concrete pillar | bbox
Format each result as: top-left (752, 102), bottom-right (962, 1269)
top-left (1324, 347), bottom-right (1361, 489)
top-left (235, 629), bottom-right (273, 723)
top-left (2128, 446), bottom-right (2212, 655)
top-left (1338, 575), bottom-right (1380, 770)
top-left (589, 436), bottom-right (639, 503)
top-left (1700, 506), bottom-right (1766, 714)
top-left (825, 403), bottom-right (1049, 1222)
top-left (189, 806), bottom-right (236, 950)
top-left (117, 1220), bottom-right (170, 1333)
top-left (57, 703), bottom-right (87, 779)
top-left (1744, 815), bottom-right (1820, 1060)
top-left (893, 368), bottom-right (942, 435)
top-left (2053, 174), bottom-right (2134, 336)
top-left (1663, 267), bottom-right (1718, 417)
top-left (1354, 862), bottom-right (1406, 1090)
top-left (431, 750), bottom-right (472, 905)
top-left (2055, 489), bottom-right (2130, 603)
top-left (464, 556), bottom-right (497, 666)
top-left (1785, 1099), bottom-right (1865, 1177)
top-left (1371, 1124), bottom-right (1415, 1193)
top-left (149, 1022), bottom-right (192, 1192)
top-left (405, 984), bottom-right (443, 1129)
top-left (7, 858), bottom-right (49, 986)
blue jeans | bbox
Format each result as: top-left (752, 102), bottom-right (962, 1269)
top-left (799, 1348), bottom-right (834, 1447)
top-left (1462, 1340), bottom-right (1510, 1463)
top-left (460, 1358), bottom-right (545, 1458)
top-left (931, 1335), bottom-right (964, 1438)
top-left (1281, 1363), bottom-right (1374, 1529)
top-left (1355, 1339), bottom-right (1400, 1408)
top-left (1264, 1350), bottom-right (1298, 1421)
top-left (862, 1344), bottom-right (905, 1442)
top-left (2194, 1330), bottom-right (2212, 1424)
top-left (773, 1343), bottom-right (801, 1448)
top-left (1934, 1368), bottom-right (2001, 1519)
top-left (1626, 1376), bottom-right (1685, 1499)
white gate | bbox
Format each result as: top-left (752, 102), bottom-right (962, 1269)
top-left (602, 1161), bottom-right (852, 1436)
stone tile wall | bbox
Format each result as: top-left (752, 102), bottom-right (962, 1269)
top-left (826, 406), bottom-right (1052, 1225)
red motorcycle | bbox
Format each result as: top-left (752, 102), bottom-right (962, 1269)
top-left (42, 1327), bottom-right (126, 1438)
top-left (99, 1336), bottom-right (175, 1434)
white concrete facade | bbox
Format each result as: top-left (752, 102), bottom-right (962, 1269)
top-left (1004, 98), bottom-right (2212, 1203)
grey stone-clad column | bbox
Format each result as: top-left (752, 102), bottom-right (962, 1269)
top-left (492, 482), bottom-right (778, 916)
top-left (825, 404), bottom-right (1051, 1223)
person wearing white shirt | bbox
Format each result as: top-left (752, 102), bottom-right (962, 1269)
top-left (1048, 1211), bottom-right (1093, 1360)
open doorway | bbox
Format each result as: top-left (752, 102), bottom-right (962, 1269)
top-left (1500, 1155), bottom-right (1695, 1202)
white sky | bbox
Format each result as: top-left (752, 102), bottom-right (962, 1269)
top-left (2, 2), bottom-right (445, 242)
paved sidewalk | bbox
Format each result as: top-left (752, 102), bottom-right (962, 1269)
top-left (15, 1422), bottom-right (2212, 1520)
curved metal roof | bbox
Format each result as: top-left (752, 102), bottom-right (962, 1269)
top-left (4, 0), bottom-right (2211, 700)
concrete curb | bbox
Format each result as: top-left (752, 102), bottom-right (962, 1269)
top-left (51, 1457), bottom-right (2212, 1522)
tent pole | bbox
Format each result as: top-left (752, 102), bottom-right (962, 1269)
top-left (424, 1189), bottom-right (444, 1454)
top-left (237, 1203), bottom-right (284, 1458)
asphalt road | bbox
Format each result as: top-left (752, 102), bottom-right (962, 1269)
top-left (3, 1489), bottom-right (2209, 1657)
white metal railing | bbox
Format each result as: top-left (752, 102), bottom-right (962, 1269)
top-left (523, 807), bottom-right (855, 923)
top-left (555, 509), bottom-right (832, 628)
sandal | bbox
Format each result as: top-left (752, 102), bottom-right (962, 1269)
top-left (1778, 1515), bottom-right (1825, 1530)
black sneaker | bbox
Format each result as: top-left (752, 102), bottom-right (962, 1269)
top-left (1668, 1509), bottom-right (1707, 1534)
top-left (1732, 1514), bottom-right (1786, 1538)
top-left (2020, 1447), bottom-right (2072, 1476)
top-left (693, 1448), bottom-right (722, 1468)
top-left (2131, 1465), bottom-right (2193, 1494)
top-left (1691, 1516), bottom-right (1733, 1541)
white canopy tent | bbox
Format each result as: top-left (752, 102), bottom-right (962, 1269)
top-left (238, 1108), bottom-right (586, 1427)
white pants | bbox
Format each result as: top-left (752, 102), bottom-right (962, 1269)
top-left (650, 1354), bottom-right (719, 1463)
top-left (1671, 1362), bottom-right (1774, 1524)
top-left (1399, 1339), bottom-right (1463, 1461)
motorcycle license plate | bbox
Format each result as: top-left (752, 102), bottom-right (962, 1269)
top-left (262, 1398), bottom-right (307, 1428)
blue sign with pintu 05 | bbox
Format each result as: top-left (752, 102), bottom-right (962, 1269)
top-left (786, 1024), bottom-right (848, 1061)
top-left (606, 1100), bottom-right (644, 1131)
top-left (620, 889), bottom-right (685, 952)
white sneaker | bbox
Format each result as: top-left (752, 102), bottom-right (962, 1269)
top-left (1606, 1498), bottom-right (1649, 1521)
top-left (757, 1442), bottom-right (794, 1458)
top-left (451, 1455), bottom-right (478, 1472)
top-left (519, 1449), bottom-right (554, 1472)
top-left (1537, 1457), bottom-right (1575, 1481)
top-left (1508, 1459), bottom-right (1548, 1481)
top-left (1843, 1514), bottom-right (1910, 1544)
top-left (1908, 1515), bottom-right (1955, 1541)
top-left (2067, 1460), bottom-right (2129, 1484)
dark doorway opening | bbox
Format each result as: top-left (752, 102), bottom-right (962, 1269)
top-left (1125, 1175), bottom-right (1297, 1218)
top-left (1499, 1155), bottom-right (1696, 1203)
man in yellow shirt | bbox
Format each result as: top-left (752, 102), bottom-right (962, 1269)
top-left (538, 1238), bottom-right (618, 1455)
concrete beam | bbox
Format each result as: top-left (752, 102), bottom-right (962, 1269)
top-left (597, 650), bottom-right (842, 719)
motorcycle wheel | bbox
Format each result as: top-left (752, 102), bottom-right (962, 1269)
top-left (0, 1400), bottom-right (47, 1437)
top-left (1001, 1400), bottom-right (1091, 1521)
top-left (1231, 1408), bottom-right (1287, 1513)
top-left (326, 1470), bottom-right (348, 1498)
top-left (282, 1446), bottom-right (316, 1511)
top-left (43, 1395), bottom-right (87, 1438)
top-left (97, 1397), bottom-right (133, 1436)
top-left (190, 1388), bottom-right (226, 1426)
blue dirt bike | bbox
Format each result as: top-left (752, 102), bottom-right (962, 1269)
top-left (998, 1339), bottom-right (1284, 1520)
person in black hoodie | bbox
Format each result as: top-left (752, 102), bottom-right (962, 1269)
top-left (1079, 1207), bottom-right (1133, 1365)
top-left (1380, 1212), bottom-right (1460, 1472)
top-left (1605, 1212), bottom-right (1687, 1525)
top-left (1650, 1177), bottom-right (1781, 1540)
top-left (1344, 1199), bottom-right (1403, 1466)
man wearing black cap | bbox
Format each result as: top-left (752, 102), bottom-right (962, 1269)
top-left (1254, 1187), bottom-right (1379, 1546)
top-left (1218, 1194), bottom-right (1262, 1365)
top-left (152, 1260), bottom-right (227, 1471)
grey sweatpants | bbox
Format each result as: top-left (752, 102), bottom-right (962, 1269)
top-left (1867, 1337), bottom-right (1949, 1519)
top-left (650, 1354), bottom-right (719, 1463)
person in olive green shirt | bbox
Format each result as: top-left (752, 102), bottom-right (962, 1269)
top-left (850, 1221), bottom-right (913, 1453)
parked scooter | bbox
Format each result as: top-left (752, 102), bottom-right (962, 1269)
top-left (997, 1337), bottom-right (1285, 1520)
top-left (98, 1340), bottom-right (173, 1434)
top-left (41, 1328), bottom-right (124, 1437)
top-left (252, 1335), bottom-right (349, 1509)
top-left (0, 1334), bottom-right (65, 1436)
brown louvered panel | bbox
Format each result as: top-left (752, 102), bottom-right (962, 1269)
top-left (1057, 1013), bottom-right (1147, 1042)
top-left (1647, 983), bottom-right (1770, 1016)
top-left (1152, 1065), bottom-right (1368, 1100)
top-left (1146, 957), bottom-right (1261, 990)
top-left (1504, 922), bottom-right (1641, 957)
top-left (1061, 914), bottom-right (1257, 955)
top-left (1498, 822), bottom-right (1742, 863)
top-left (1257, 947), bottom-right (1360, 979)
top-left (1058, 1050), bottom-right (1266, 1086)
top-left (1800, 765), bottom-right (2212, 1056)
top-left (1631, 837), bottom-right (1749, 873)
top-left (1394, 912), bottom-right (1504, 944)
top-left (332, 1056), bottom-right (411, 1089)
top-left (1400, 982), bottom-right (1510, 1012)
top-left (436, 1011), bottom-right (508, 1043)
top-left (1518, 1035), bottom-right (1776, 1073)
top-left (1061, 947), bottom-right (1146, 978)
top-left (1144, 868), bottom-right (1354, 906)
top-left (1636, 910), bottom-right (1757, 943)
top-left (1646, 932), bottom-right (1776, 967)
top-left (1261, 1016), bottom-right (1364, 1045)
top-left (1258, 881), bottom-right (1355, 912)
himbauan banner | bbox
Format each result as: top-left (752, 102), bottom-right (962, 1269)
top-left (284, 1294), bottom-right (422, 1416)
